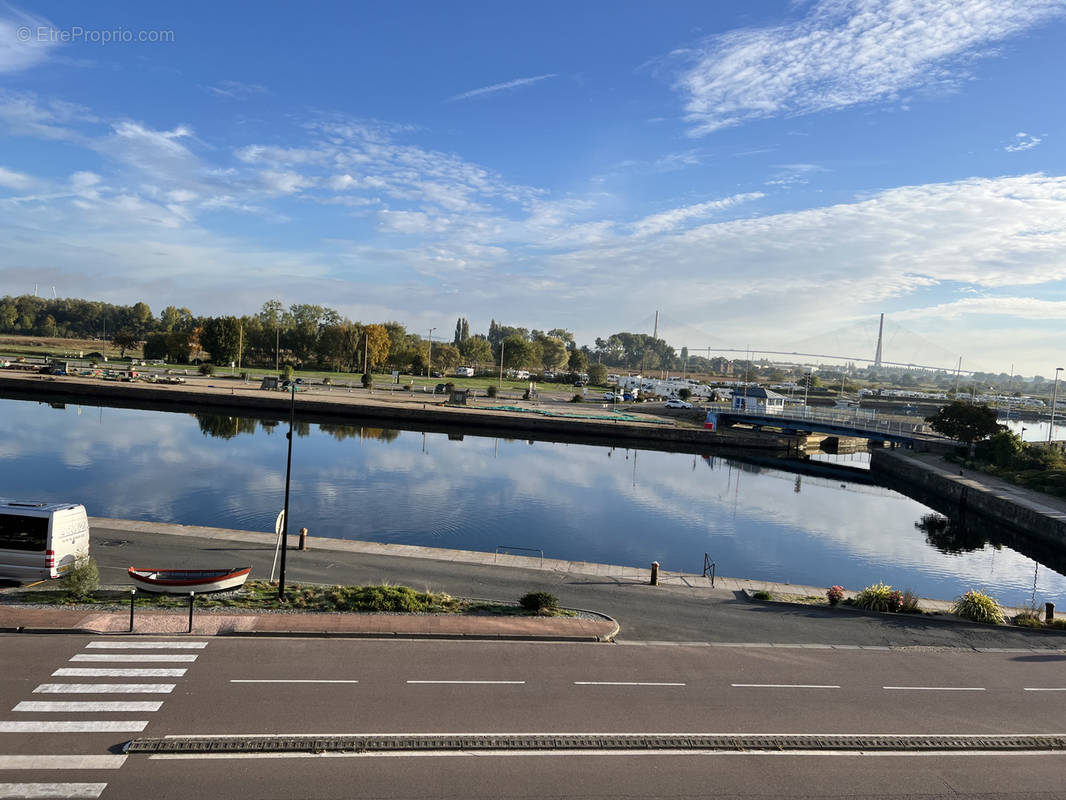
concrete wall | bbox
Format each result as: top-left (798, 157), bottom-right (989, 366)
top-left (871, 450), bottom-right (1066, 545)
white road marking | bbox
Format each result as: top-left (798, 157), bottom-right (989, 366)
top-left (33, 684), bottom-right (175, 694)
top-left (405, 680), bottom-right (526, 685)
top-left (70, 654), bottom-right (197, 663)
top-left (731, 684), bottom-right (840, 689)
top-left (0, 721), bottom-right (148, 733)
top-left (883, 686), bottom-right (986, 691)
top-left (1024, 688), bottom-right (1066, 692)
top-left (230, 680), bottom-right (359, 684)
top-left (13, 702), bottom-right (163, 713)
top-left (0, 783), bottom-right (107, 798)
top-left (148, 750), bottom-right (1066, 761)
top-left (86, 641), bottom-right (207, 649)
top-left (0, 756), bottom-right (125, 770)
top-left (574, 682), bottom-right (686, 687)
top-left (52, 668), bottom-right (187, 678)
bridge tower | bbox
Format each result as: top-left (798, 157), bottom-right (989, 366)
top-left (873, 313), bottom-right (884, 368)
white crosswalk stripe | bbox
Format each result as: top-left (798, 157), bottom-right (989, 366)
top-left (0, 722), bottom-right (148, 733)
top-left (0, 783), bottom-right (107, 799)
top-left (13, 702), bottom-right (163, 713)
top-left (33, 683), bottom-right (175, 694)
top-left (70, 654), bottom-right (197, 663)
top-left (52, 668), bottom-right (187, 678)
top-left (0, 756), bottom-right (126, 770)
top-left (85, 641), bottom-right (207, 649)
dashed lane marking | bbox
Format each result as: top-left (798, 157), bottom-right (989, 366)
top-left (732, 684), bottom-right (840, 689)
top-left (230, 680), bottom-right (359, 684)
top-left (883, 686), bottom-right (986, 691)
top-left (85, 641), bottom-right (207, 649)
top-left (33, 684), bottom-right (175, 694)
top-left (51, 669), bottom-right (187, 678)
top-left (1024, 688), bottom-right (1066, 692)
top-left (573, 682), bottom-right (686, 687)
top-left (13, 702), bottom-right (163, 713)
top-left (0, 756), bottom-right (125, 770)
top-left (0, 783), bottom-right (107, 799)
top-left (0, 722), bottom-right (148, 733)
top-left (405, 680), bottom-right (525, 685)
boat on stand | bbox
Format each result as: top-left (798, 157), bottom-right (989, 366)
top-left (128, 566), bottom-right (252, 594)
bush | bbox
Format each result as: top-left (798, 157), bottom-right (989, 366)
top-left (239, 371), bottom-right (249, 381)
top-left (569, 393), bottom-right (583, 403)
top-left (198, 363), bottom-right (214, 376)
top-left (444, 382), bottom-right (455, 394)
top-left (899, 589), bottom-right (922, 614)
top-left (61, 555), bottom-right (99, 602)
top-left (678, 388), bottom-right (692, 401)
top-left (281, 365), bottom-right (295, 381)
top-left (852, 583), bottom-right (904, 613)
top-left (752, 590), bottom-right (772, 601)
top-left (322, 376), bottom-right (332, 386)
top-left (951, 589), bottom-right (1004, 625)
top-left (361, 372), bottom-right (373, 388)
top-left (486, 385), bottom-right (497, 398)
top-left (1048, 618), bottom-right (1066, 630)
top-left (1013, 609), bottom-right (1043, 628)
top-left (519, 591), bottom-right (559, 613)
top-left (826, 585), bottom-right (844, 605)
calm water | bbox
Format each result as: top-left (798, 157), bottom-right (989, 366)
top-left (1, 397), bottom-right (1063, 606)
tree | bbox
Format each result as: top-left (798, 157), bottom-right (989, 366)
top-left (568, 348), bottom-right (589, 373)
top-left (537, 336), bottom-right (568, 371)
top-left (587, 363), bottom-right (608, 385)
top-left (111, 331), bottom-right (138, 358)
top-left (433, 343), bottom-right (461, 372)
top-left (459, 335), bottom-right (492, 368)
top-left (926, 401), bottom-right (1002, 445)
top-left (453, 317), bottom-right (469, 346)
top-left (362, 323), bottom-right (391, 371)
top-left (200, 317), bottom-right (242, 365)
top-left (500, 334), bottom-right (533, 369)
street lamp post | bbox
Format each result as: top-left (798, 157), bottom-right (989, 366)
top-left (498, 340), bottom-right (505, 388)
top-left (278, 380), bottom-right (297, 600)
top-left (427, 327), bottom-right (436, 377)
top-left (1050, 367), bottom-right (1064, 443)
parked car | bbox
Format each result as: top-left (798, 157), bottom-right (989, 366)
top-left (434, 383), bottom-right (448, 394)
top-left (603, 391), bottom-right (622, 401)
top-left (664, 398), bottom-right (692, 409)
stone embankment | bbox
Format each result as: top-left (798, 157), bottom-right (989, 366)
top-left (871, 449), bottom-right (1066, 544)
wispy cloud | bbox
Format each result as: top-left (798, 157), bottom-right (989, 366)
top-left (0, 165), bottom-right (34, 190)
top-left (632, 192), bottom-right (764, 236)
top-left (447, 73), bottom-right (557, 103)
top-left (207, 80), bottom-right (268, 100)
top-left (0, 4), bottom-right (59, 73)
top-left (1005, 131), bottom-right (1043, 152)
top-left (674, 0), bottom-right (1066, 135)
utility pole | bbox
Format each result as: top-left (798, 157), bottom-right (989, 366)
top-left (498, 340), bottom-right (505, 388)
top-left (278, 381), bottom-right (296, 600)
top-left (427, 327), bottom-right (436, 377)
top-left (237, 322), bottom-right (243, 371)
top-left (954, 357), bottom-right (962, 396)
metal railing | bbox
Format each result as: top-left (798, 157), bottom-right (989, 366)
top-left (710, 403), bottom-right (940, 439)
top-left (703, 553), bottom-right (716, 587)
top-left (495, 545), bottom-right (544, 566)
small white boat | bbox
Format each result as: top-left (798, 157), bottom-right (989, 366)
top-left (128, 566), bottom-right (252, 594)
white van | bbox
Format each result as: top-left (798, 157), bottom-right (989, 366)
top-left (456, 366), bottom-right (475, 377)
top-left (0, 500), bottom-right (90, 582)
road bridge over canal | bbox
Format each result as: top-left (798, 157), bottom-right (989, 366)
top-left (710, 406), bottom-right (946, 447)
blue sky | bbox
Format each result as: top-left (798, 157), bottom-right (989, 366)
top-left (1, 0), bottom-right (1064, 375)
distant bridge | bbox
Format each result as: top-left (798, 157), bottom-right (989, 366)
top-left (710, 405), bottom-right (943, 447)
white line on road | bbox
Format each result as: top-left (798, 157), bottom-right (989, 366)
top-left (70, 654), bottom-right (197, 663)
top-left (0, 783), bottom-right (107, 799)
top-left (86, 641), bottom-right (207, 650)
top-left (0, 756), bottom-right (126, 770)
top-left (13, 702), bottom-right (163, 713)
top-left (731, 684), bottom-right (840, 689)
top-left (883, 686), bottom-right (986, 691)
top-left (33, 684), bottom-right (175, 694)
top-left (1024, 688), bottom-right (1066, 692)
top-left (229, 680), bottom-right (359, 684)
top-left (405, 681), bottom-right (526, 685)
top-left (147, 750), bottom-right (1066, 761)
top-left (0, 721), bottom-right (148, 733)
top-left (52, 668), bottom-right (187, 678)
top-left (574, 682), bottom-right (686, 687)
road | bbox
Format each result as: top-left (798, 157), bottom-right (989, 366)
top-left (3, 635), bottom-right (1066, 799)
top-left (91, 526), bottom-right (1066, 649)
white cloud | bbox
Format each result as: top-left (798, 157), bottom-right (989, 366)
top-left (0, 90), bottom-right (95, 140)
top-left (258, 169), bottom-right (316, 195)
top-left (447, 73), bottom-right (558, 103)
top-left (0, 5), bottom-right (59, 73)
top-left (1005, 131), bottom-right (1043, 152)
top-left (632, 192), bottom-right (765, 236)
top-left (674, 0), bottom-right (1066, 135)
top-left (0, 165), bottom-right (34, 190)
top-left (894, 296), bottom-right (1066, 321)
top-left (207, 80), bottom-right (267, 100)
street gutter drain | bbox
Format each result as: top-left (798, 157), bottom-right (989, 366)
top-left (125, 733), bottom-right (1066, 754)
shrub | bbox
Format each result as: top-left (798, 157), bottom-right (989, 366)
top-left (281, 365), bottom-right (295, 381)
top-left (444, 382), bottom-right (455, 394)
top-left (519, 591), bottom-right (559, 613)
top-left (486, 385), bottom-right (497, 398)
top-left (322, 376), bottom-right (332, 386)
top-left (198, 363), bottom-right (214, 376)
top-left (569, 393), bottom-right (583, 403)
top-left (951, 589), bottom-right (1004, 625)
top-left (61, 555), bottom-right (99, 602)
top-left (899, 589), bottom-right (922, 614)
top-left (1013, 609), bottom-right (1043, 628)
top-left (826, 585), bottom-right (844, 605)
top-left (361, 372), bottom-right (373, 388)
top-left (752, 590), bottom-right (772, 601)
top-left (239, 371), bottom-right (249, 381)
top-left (852, 583), bottom-right (904, 613)
top-left (1048, 618), bottom-right (1066, 630)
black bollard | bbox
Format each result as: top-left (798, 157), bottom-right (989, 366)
top-left (129, 588), bottom-right (136, 633)
top-left (1046, 602), bottom-right (1056, 624)
top-left (650, 561), bottom-right (659, 586)
top-left (187, 592), bottom-right (195, 633)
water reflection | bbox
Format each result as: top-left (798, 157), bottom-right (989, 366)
top-left (1, 397), bottom-right (1063, 606)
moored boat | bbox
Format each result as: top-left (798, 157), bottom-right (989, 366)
top-left (128, 566), bottom-right (252, 593)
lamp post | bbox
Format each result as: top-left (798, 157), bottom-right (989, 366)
top-left (278, 379), bottom-right (297, 600)
top-left (498, 339), bottom-right (505, 388)
top-left (427, 327), bottom-right (436, 378)
top-left (1050, 367), bottom-right (1064, 443)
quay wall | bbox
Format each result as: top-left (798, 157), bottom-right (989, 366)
top-left (871, 449), bottom-right (1066, 545)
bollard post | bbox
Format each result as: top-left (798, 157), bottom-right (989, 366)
top-left (187, 592), bottom-right (195, 633)
top-left (299, 527), bottom-right (308, 551)
top-left (129, 588), bottom-right (136, 633)
top-left (1046, 602), bottom-right (1055, 624)
top-left (650, 561), bottom-right (659, 586)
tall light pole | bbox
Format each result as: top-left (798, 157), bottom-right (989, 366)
top-left (427, 327), bottom-right (436, 377)
top-left (1050, 367), bottom-right (1063, 443)
top-left (278, 380), bottom-right (297, 600)
top-left (498, 339), bottom-right (505, 388)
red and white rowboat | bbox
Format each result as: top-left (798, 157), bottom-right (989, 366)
top-left (128, 566), bottom-right (252, 594)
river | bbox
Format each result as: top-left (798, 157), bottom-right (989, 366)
top-left (1, 397), bottom-right (1063, 606)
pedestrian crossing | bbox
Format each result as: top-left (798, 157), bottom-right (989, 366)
top-left (1, 638), bottom-right (209, 799)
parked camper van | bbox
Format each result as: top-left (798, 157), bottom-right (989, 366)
top-left (455, 366), bottom-right (475, 377)
top-left (0, 500), bottom-right (90, 582)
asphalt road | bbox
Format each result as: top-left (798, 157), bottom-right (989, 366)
top-left (4, 635), bottom-right (1066, 799)
top-left (91, 527), bottom-right (1066, 649)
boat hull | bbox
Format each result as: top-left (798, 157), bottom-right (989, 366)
top-left (128, 567), bottom-right (252, 594)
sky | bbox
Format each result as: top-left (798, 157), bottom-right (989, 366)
top-left (0, 0), bottom-right (1064, 376)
